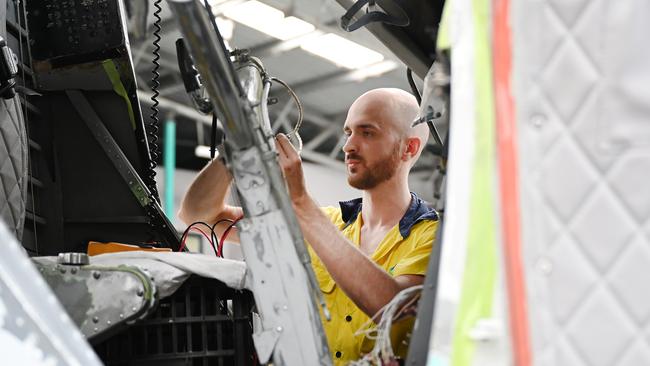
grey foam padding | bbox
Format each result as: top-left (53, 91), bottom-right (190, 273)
top-left (0, 4), bottom-right (28, 241)
top-left (0, 94), bottom-right (28, 240)
top-left (513, 0), bottom-right (650, 364)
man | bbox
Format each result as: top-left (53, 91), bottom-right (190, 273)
top-left (179, 88), bottom-right (438, 364)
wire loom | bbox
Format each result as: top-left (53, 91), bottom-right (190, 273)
top-left (350, 285), bottom-right (423, 366)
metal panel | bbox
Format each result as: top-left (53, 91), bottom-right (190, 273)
top-left (0, 221), bottom-right (102, 366)
top-left (513, 0), bottom-right (650, 364)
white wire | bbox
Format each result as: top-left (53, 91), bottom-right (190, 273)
top-left (348, 285), bottom-right (423, 365)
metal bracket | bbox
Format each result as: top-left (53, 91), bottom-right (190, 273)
top-left (65, 89), bottom-right (181, 249)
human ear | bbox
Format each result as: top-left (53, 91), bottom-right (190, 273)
top-left (404, 137), bottom-right (421, 160)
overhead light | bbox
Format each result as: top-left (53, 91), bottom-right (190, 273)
top-left (300, 33), bottom-right (384, 69)
top-left (350, 61), bottom-right (399, 81)
top-left (195, 145), bottom-right (218, 159)
top-left (222, 1), bottom-right (315, 40)
top-left (216, 0), bottom-right (387, 70)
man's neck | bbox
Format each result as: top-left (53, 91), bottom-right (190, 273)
top-left (360, 177), bottom-right (411, 229)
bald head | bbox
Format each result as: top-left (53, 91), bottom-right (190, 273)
top-left (347, 88), bottom-right (429, 159)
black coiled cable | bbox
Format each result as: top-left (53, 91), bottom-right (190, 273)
top-left (147, 0), bottom-right (163, 202)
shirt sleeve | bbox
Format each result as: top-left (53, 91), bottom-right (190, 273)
top-left (391, 220), bottom-right (438, 277)
top-left (320, 206), bottom-right (340, 221)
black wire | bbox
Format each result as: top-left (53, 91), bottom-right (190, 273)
top-left (147, 0), bottom-right (163, 202)
top-left (202, 0), bottom-right (246, 98)
top-left (203, 0), bottom-right (230, 162)
top-left (204, 0), bottom-right (232, 58)
top-left (212, 218), bottom-right (235, 258)
top-left (210, 114), bottom-right (218, 160)
top-left (181, 221), bottom-right (219, 256)
top-left (406, 68), bottom-right (422, 104)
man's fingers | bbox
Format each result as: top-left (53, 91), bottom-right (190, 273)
top-left (276, 134), bottom-right (297, 155)
top-left (274, 136), bottom-right (286, 157)
top-left (275, 135), bottom-right (293, 173)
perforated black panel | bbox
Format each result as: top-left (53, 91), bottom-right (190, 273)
top-left (26, 0), bottom-right (124, 64)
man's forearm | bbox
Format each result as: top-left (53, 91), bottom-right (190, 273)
top-left (178, 158), bottom-right (236, 225)
top-left (293, 196), bottom-right (402, 317)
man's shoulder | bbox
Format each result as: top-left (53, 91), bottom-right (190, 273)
top-left (411, 218), bottom-right (438, 235)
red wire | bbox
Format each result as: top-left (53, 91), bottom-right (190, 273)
top-left (218, 216), bottom-right (243, 257)
top-left (190, 227), bottom-right (214, 247)
top-left (178, 229), bottom-right (191, 252)
top-left (178, 223), bottom-right (216, 254)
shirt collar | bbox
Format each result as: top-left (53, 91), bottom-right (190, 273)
top-left (338, 192), bottom-right (438, 238)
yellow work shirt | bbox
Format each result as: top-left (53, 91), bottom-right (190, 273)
top-left (309, 193), bottom-right (438, 365)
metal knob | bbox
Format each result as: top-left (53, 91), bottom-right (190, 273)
top-left (57, 252), bottom-right (90, 266)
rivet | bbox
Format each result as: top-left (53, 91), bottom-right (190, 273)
top-left (536, 257), bottom-right (553, 275)
top-left (137, 289), bottom-right (144, 297)
top-left (92, 316), bottom-right (99, 323)
top-left (530, 114), bottom-right (546, 129)
top-left (71, 267), bottom-right (78, 274)
top-left (275, 326), bottom-right (283, 333)
top-left (59, 267), bottom-right (66, 274)
top-left (132, 307), bottom-right (137, 312)
top-left (94, 327), bottom-right (99, 332)
top-left (107, 320), bottom-right (111, 325)
top-left (93, 271), bottom-right (101, 279)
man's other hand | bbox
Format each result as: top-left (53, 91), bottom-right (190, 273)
top-left (275, 134), bottom-right (308, 204)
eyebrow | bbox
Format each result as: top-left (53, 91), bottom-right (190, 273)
top-left (358, 124), bottom-right (379, 130)
top-left (343, 123), bottom-right (379, 132)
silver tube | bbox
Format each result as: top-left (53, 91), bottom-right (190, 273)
top-left (166, 1), bottom-right (331, 364)
top-left (167, 0), bottom-right (253, 149)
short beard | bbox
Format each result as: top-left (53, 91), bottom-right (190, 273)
top-left (348, 143), bottom-right (401, 190)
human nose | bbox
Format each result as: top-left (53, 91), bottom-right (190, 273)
top-left (342, 134), bottom-right (356, 154)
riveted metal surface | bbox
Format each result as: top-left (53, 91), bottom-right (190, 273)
top-left (33, 257), bottom-right (157, 342)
